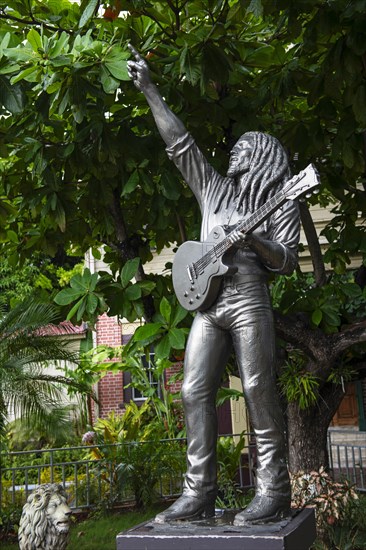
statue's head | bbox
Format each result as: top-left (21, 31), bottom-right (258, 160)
top-left (226, 131), bottom-right (291, 213)
top-left (18, 483), bottom-right (71, 550)
top-left (227, 134), bottom-right (255, 178)
top-left (227, 131), bottom-right (289, 178)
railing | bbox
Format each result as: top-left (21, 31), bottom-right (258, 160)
top-left (0, 434), bottom-right (256, 511)
top-left (327, 429), bottom-right (366, 491)
top-left (3, 430), bottom-right (362, 513)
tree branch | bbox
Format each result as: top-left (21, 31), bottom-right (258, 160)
top-left (175, 211), bottom-right (187, 243)
top-left (108, 189), bottom-right (155, 321)
top-left (0, 8), bottom-right (72, 34)
top-left (328, 321), bottom-right (366, 358)
top-left (299, 201), bottom-right (326, 286)
top-left (274, 310), bottom-right (327, 361)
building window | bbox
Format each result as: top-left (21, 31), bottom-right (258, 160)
top-left (124, 352), bottom-right (163, 404)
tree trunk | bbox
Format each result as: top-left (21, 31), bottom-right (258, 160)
top-left (287, 383), bottom-right (345, 473)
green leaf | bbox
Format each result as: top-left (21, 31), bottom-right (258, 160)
top-left (245, 44), bottom-right (275, 68)
top-left (76, 297), bottom-right (87, 321)
top-left (180, 47), bottom-right (200, 86)
top-left (138, 280), bottom-right (156, 295)
top-left (4, 47), bottom-right (35, 62)
top-left (133, 323), bottom-right (162, 341)
top-left (121, 258), bottom-right (140, 288)
top-left (54, 287), bottom-right (84, 306)
top-left (342, 283), bottom-right (362, 299)
top-left (70, 272), bottom-right (90, 292)
top-left (168, 327), bottom-right (186, 349)
top-left (79, 0), bottom-right (99, 29)
top-left (66, 297), bottom-right (84, 321)
top-left (104, 46), bottom-right (130, 81)
top-left (342, 141), bottom-right (355, 169)
top-left (247, 0), bottom-right (263, 17)
top-left (0, 32), bottom-right (10, 59)
top-left (170, 304), bottom-right (188, 327)
top-left (353, 85), bottom-right (366, 126)
top-left (27, 29), bottom-right (42, 53)
top-left (55, 200), bottom-right (66, 232)
top-left (312, 308), bottom-right (323, 326)
top-left (7, 230), bottom-right (19, 243)
top-left (10, 66), bottom-right (38, 84)
top-left (0, 76), bottom-right (26, 114)
top-left (322, 310), bottom-right (341, 327)
top-left (161, 171), bottom-right (181, 200)
top-left (86, 293), bottom-right (98, 315)
top-left (160, 297), bottom-right (171, 323)
top-left (216, 387), bottom-right (244, 407)
top-left (49, 31), bottom-right (70, 59)
top-left (125, 284), bottom-right (142, 301)
top-left (154, 334), bottom-right (171, 359)
top-left (100, 64), bottom-right (119, 94)
top-left (122, 170), bottom-right (140, 196)
top-left (89, 272), bottom-right (98, 292)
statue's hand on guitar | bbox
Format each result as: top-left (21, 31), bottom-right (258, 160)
top-left (228, 228), bottom-right (249, 248)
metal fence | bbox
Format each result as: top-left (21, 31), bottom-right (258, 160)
top-left (0, 434), bottom-right (256, 512)
top-left (2, 430), bottom-right (363, 513)
top-left (327, 430), bottom-right (366, 491)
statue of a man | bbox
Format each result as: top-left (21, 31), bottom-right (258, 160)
top-left (127, 45), bottom-right (300, 526)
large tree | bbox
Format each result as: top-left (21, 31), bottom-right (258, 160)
top-left (0, 0), bottom-right (366, 472)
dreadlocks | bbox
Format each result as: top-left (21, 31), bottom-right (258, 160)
top-left (214, 131), bottom-right (291, 215)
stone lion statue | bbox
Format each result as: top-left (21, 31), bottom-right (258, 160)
top-left (18, 483), bottom-right (71, 550)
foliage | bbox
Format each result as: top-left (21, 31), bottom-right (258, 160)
top-left (83, 406), bottom-right (186, 508)
top-left (0, 298), bottom-right (93, 436)
top-left (1, 0), bottom-right (365, 321)
top-left (0, 504), bottom-right (22, 543)
top-left (271, 270), bottom-right (366, 334)
top-left (279, 350), bottom-right (320, 410)
top-left (0, 0), bottom-right (366, 474)
top-left (291, 466), bottom-right (358, 533)
top-left (216, 434), bottom-right (253, 509)
top-left (314, 495), bottom-right (366, 550)
top-left (7, 404), bottom-right (82, 450)
top-left (0, 248), bottom-right (84, 310)
top-left (82, 340), bottom-right (186, 438)
top-left (0, 258), bottom-right (43, 308)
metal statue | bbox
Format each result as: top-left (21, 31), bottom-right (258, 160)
top-left (127, 45), bottom-right (302, 526)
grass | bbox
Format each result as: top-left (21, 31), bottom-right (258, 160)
top-left (1, 504), bottom-right (166, 550)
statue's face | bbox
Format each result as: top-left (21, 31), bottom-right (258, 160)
top-left (46, 493), bottom-right (71, 533)
top-left (227, 137), bottom-right (254, 178)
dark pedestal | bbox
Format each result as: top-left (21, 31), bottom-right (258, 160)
top-left (116, 508), bottom-right (316, 550)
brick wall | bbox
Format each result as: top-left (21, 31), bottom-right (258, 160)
top-left (92, 315), bottom-right (184, 422)
top-left (165, 362), bottom-right (183, 395)
top-left (93, 314), bottom-right (123, 421)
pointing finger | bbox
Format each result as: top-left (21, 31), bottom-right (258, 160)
top-left (128, 43), bottom-right (142, 62)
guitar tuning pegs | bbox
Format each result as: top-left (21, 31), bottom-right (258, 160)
top-left (305, 193), bottom-right (312, 199)
top-left (299, 197), bottom-right (305, 203)
top-left (313, 188), bottom-right (320, 194)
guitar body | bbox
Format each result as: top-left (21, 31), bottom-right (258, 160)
top-left (172, 225), bottom-right (236, 312)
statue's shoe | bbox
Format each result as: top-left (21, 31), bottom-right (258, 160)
top-left (233, 494), bottom-right (291, 526)
top-left (155, 494), bottom-right (215, 523)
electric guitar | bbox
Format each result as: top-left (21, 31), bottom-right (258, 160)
top-left (172, 163), bottom-right (320, 312)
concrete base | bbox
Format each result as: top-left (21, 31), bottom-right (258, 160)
top-left (116, 508), bottom-right (316, 550)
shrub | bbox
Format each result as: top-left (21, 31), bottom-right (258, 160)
top-left (291, 466), bottom-right (358, 532)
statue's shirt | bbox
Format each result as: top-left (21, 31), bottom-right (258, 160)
top-left (166, 132), bottom-right (300, 278)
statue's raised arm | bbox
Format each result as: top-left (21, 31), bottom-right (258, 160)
top-left (127, 44), bottom-right (186, 146)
